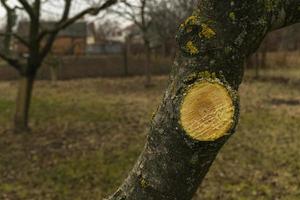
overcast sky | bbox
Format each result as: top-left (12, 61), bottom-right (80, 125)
top-left (0, 0), bottom-right (130, 28)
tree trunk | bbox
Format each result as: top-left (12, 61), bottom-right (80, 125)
top-left (14, 75), bottom-right (35, 132)
top-left (163, 41), bottom-right (169, 57)
top-left (255, 53), bottom-right (260, 78)
top-left (107, 1), bottom-right (299, 199)
top-left (261, 50), bottom-right (267, 68)
top-left (123, 40), bottom-right (129, 77)
top-left (50, 65), bottom-right (59, 83)
top-left (144, 41), bottom-right (152, 87)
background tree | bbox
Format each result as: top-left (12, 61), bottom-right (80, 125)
top-left (279, 24), bottom-right (300, 66)
top-left (280, 24), bottom-right (300, 51)
top-left (0, 0), bottom-right (18, 55)
top-left (95, 19), bottom-right (120, 41)
top-left (149, 0), bottom-right (197, 57)
top-left (113, 0), bottom-right (154, 87)
top-left (0, 0), bottom-right (118, 132)
top-left (106, 0), bottom-right (300, 199)
top-left (44, 52), bottom-right (63, 83)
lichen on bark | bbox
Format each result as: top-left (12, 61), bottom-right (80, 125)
top-left (107, 1), bottom-right (300, 199)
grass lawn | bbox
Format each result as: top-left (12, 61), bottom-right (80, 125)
top-left (0, 68), bottom-right (299, 200)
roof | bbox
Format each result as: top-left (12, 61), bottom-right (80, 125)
top-left (17, 21), bottom-right (87, 38)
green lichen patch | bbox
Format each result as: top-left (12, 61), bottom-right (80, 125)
top-left (182, 15), bottom-right (202, 27)
top-left (185, 41), bottom-right (200, 55)
top-left (264, 0), bottom-right (281, 12)
top-left (199, 24), bottom-right (216, 39)
top-left (198, 71), bottom-right (217, 80)
top-left (177, 14), bottom-right (218, 57)
top-left (184, 71), bottom-right (218, 84)
top-left (229, 12), bottom-right (236, 21)
top-left (140, 178), bottom-right (148, 188)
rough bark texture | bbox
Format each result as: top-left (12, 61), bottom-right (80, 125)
top-left (107, 1), bottom-right (300, 199)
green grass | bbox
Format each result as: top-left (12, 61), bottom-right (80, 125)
top-left (0, 99), bottom-right (14, 126)
top-left (0, 70), bottom-right (299, 200)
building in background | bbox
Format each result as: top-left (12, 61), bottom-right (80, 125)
top-left (86, 22), bottom-right (144, 55)
top-left (86, 21), bottom-right (124, 55)
top-left (15, 21), bottom-right (88, 56)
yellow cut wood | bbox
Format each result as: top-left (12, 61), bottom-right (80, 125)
top-left (180, 81), bottom-right (235, 141)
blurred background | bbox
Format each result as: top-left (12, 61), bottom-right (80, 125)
top-left (0, 0), bottom-right (299, 199)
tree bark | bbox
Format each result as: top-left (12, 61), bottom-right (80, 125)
top-left (261, 50), bottom-right (267, 68)
top-left (14, 75), bottom-right (35, 132)
top-left (123, 39), bottom-right (129, 77)
top-left (107, 1), bottom-right (300, 199)
top-left (144, 40), bottom-right (152, 87)
top-left (255, 53), bottom-right (260, 78)
top-left (47, 55), bottom-right (61, 83)
top-left (50, 65), bottom-right (59, 83)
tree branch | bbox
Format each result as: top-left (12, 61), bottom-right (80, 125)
top-left (18, 0), bottom-right (36, 19)
top-left (106, 1), bottom-right (300, 199)
top-left (60, 0), bottom-right (72, 22)
top-left (0, 0), bottom-right (9, 10)
top-left (0, 33), bottom-right (30, 48)
top-left (39, 0), bottom-right (118, 60)
top-left (0, 52), bottom-right (22, 71)
top-left (45, 0), bottom-right (117, 35)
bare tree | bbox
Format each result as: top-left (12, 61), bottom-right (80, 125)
top-left (280, 24), bottom-right (300, 51)
top-left (113, 0), bottom-right (154, 87)
top-left (149, 0), bottom-right (198, 57)
top-left (96, 19), bottom-right (121, 41)
top-left (44, 52), bottom-right (63, 83)
top-left (106, 0), bottom-right (300, 199)
top-left (0, 0), bottom-right (19, 55)
top-left (0, 0), bottom-right (118, 132)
